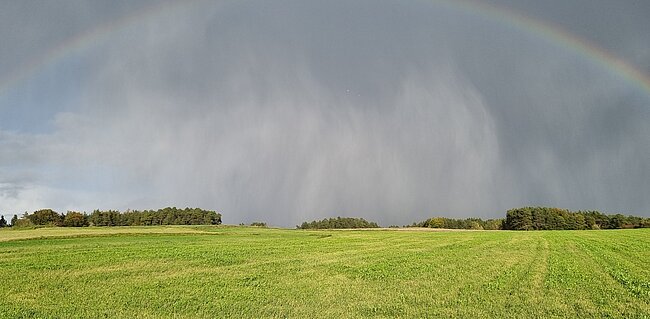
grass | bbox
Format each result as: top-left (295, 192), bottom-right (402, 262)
top-left (0, 226), bottom-right (648, 318)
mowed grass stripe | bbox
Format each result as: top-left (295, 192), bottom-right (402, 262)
top-left (0, 227), bottom-right (648, 318)
top-left (572, 233), bottom-right (650, 301)
top-left (543, 231), bottom-right (650, 318)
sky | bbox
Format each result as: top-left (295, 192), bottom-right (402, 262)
top-left (1, 0), bottom-right (649, 227)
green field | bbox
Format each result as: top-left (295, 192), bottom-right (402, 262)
top-left (0, 227), bottom-right (648, 318)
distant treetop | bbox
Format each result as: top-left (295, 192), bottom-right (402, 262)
top-left (10, 207), bottom-right (222, 228)
top-left (502, 207), bottom-right (650, 230)
top-left (297, 217), bottom-right (379, 229)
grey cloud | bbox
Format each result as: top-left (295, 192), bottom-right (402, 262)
top-left (487, 0), bottom-right (650, 68)
top-left (71, 47), bottom-right (502, 226)
top-left (1, 0), bottom-right (649, 224)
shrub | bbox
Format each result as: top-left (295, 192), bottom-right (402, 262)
top-left (13, 218), bottom-right (34, 228)
top-left (250, 222), bottom-right (267, 227)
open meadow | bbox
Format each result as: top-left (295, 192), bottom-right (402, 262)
top-left (0, 226), bottom-right (648, 318)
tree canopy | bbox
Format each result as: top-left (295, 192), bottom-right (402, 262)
top-left (297, 217), bottom-right (379, 229)
top-left (3, 206), bottom-right (648, 230)
top-left (408, 217), bottom-right (503, 230)
top-left (503, 207), bottom-right (650, 230)
top-left (87, 207), bottom-right (222, 226)
top-left (27, 209), bottom-right (63, 226)
top-left (9, 207), bottom-right (222, 228)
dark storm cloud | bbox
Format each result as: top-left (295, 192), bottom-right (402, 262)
top-left (451, 0), bottom-right (650, 214)
top-left (487, 0), bottom-right (650, 72)
top-left (0, 0), bottom-right (649, 225)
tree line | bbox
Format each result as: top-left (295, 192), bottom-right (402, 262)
top-left (297, 217), bottom-right (379, 229)
top-left (1, 207), bottom-right (221, 228)
top-left (2, 206), bottom-right (649, 230)
top-left (295, 208), bottom-right (649, 230)
top-left (503, 207), bottom-right (650, 230)
top-left (407, 217), bottom-right (504, 230)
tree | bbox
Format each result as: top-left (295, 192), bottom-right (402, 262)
top-left (574, 214), bottom-right (587, 230)
top-left (483, 219), bottom-right (503, 230)
top-left (63, 211), bottom-right (88, 227)
top-left (11, 215), bottom-right (18, 227)
top-left (0, 216), bottom-right (7, 228)
top-left (583, 214), bottom-right (597, 229)
top-left (608, 214), bottom-right (627, 229)
top-left (504, 208), bottom-right (533, 230)
top-left (427, 217), bottom-right (445, 228)
top-left (467, 221), bottom-right (483, 230)
top-left (27, 209), bottom-right (63, 226)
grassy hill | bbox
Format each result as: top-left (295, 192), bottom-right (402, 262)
top-left (0, 226), bottom-right (648, 318)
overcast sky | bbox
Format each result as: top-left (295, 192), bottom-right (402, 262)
top-left (1, 0), bottom-right (649, 226)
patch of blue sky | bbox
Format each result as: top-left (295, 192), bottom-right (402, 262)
top-left (0, 52), bottom-right (94, 134)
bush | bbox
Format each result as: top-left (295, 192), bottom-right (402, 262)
top-left (13, 218), bottom-right (34, 228)
top-left (250, 222), bottom-right (267, 227)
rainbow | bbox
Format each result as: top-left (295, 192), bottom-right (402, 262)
top-left (1, 0), bottom-right (649, 98)
top-left (433, 0), bottom-right (650, 94)
top-left (0, 0), bottom-right (207, 98)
